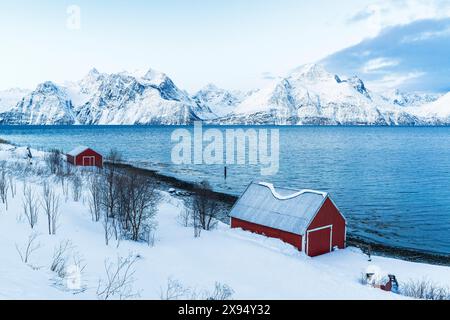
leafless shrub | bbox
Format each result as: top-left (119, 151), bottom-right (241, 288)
top-left (41, 182), bottom-right (60, 235)
top-left (45, 149), bottom-right (63, 175)
top-left (50, 240), bottom-right (74, 278)
top-left (205, 282), bottom-right (234, 300)
top-left (71, 174), bottom-right (82, 202)
top-left (106, 149), bottom-right (123, 164)
top-left (117, 174), bottom-right (160, 242)
top-left (22, 185), bottom-right (39, 229)
top-left (177, 207), bottom-right (192, 227)
top-left (401, 278), bottom-right (450, 300)
top-left (15, 232), bottom-right (41, 264)
top-left (88, 174), bottom-right (102, 222)
top-left (160, 278), bottom-right (234, 300)
top-left (97, 254), bottom-right (141, 300)
top-left (184, 180), bottom-right (219, 237)
top-left (0, 162), bottom-right (9, 210)
top-left (8, 175), bottom-right (16, 199)
top-left (100, 158), bottom-right (121, 244)
top-left (50, 241), bottom-right (87, 293)
top-left (160, 278), bottom-right (190, 300)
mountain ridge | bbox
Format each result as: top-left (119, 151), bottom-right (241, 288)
top-left (0, 65), bottom-right (447, 125)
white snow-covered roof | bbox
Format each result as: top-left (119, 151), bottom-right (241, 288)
top-left (67, 146), bottom-right (90, 156)
top-left (229, 182), bottom-right (328, 235)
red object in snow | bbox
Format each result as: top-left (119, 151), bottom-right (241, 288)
top-left (229, 182), bottom-right (347, 257)
top-left (66, 146), bottom-right (103, 168)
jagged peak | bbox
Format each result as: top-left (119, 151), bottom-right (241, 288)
top-left (143, 68), bottom-right (168, 83)
top-left (35, 81), bottom-right (62, 94)
top-left (200, 83), bottom-right (221, 92)
top-left (289, 63), bottom-right (332, 80)
top-left (88, 67), bottom-right (100, 76)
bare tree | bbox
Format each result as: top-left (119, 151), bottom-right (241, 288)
top-left (106, 149), bottom-right (123, 165)
top-left (99, 150), bottom-right (123, 242)
top-left (41, 182), bottom-right (60, 235)
top-left (177, 206), bottom-right (192, 227)
top-left (8, 175), bottom-right (16, 199)
top-left (184, 180), bottom-right (220, 237)
top-left (15, 232), bottom-right (41, 264)
top-left (88, 174), bottom-right (102, 222)
top-left (71, 175), bottom-right (82, 202)
top-left (22, 185), bottom-right (39, 229)
top-left (120, 174), bottom-right (160, 242)
top-left (45, 149), bottom-right (63, 175)
top-left (97, 254), bottom-right (141, 300)
top-left (0, 162), bottom-right (9, 211)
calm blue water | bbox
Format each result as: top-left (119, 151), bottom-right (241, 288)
top-left (1, 125), bottom-right (450, 255)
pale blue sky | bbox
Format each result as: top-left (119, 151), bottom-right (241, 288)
top-left (1, 0), bottom-right (449, 92)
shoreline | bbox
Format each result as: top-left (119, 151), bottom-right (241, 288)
top-left (2, 137), bottom-right (449, 267)
top-left (110, 161), bottom-right (450, 266)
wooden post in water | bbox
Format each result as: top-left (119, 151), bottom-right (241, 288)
top-left (224, 166), bottom-right (227, 180)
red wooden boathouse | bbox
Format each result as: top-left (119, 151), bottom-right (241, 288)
top-left (229, 182), bottom-right (346, 257)
top-left (67, 146), bottom-right (103, 168)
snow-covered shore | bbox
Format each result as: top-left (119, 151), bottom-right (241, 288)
top-left (0, 143), bottom-right (449, 300)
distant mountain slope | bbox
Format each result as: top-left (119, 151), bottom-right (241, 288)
top-left (409, 92), bottom-right (450, 124)
top-left (218, 64), bottom-right (420, 125)
top-left (0, 88), bottom-right (30, 113)
top-left (192, 84), bottom-right (247, 118)
top-left (0, 69), bottom-right (211, 125)
top-left (0, 82), bottom-right (75, 125)
top-left (0, 65), bottom-right (448, 125)
top-left (380, 89), bottom-right (441, 108)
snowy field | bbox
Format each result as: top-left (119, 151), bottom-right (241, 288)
top-left (0, 143), bottom-right (449, 300)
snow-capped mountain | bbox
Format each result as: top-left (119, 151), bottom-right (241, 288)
top-left (0, 69), bottom-right (212, 125)
top-left (380, 89), bottom-right (441, 108)
top-left (71, 68), bottom-right (211, 125)
top-left (0, 88), bottom-right (30, 113)
top-left (220, 64), bottom-right (419, 125)
top-left (409, 92), bottom-right (450, 124)
top-left (0, 82), bottom-right (75, 125)
top-left (193, 84), bottom-right (246, 118)
top-left (0, 64), bottom-right (448, 125)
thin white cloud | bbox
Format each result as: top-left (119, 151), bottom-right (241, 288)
top-left (349, 0), bottom-right (450, 36)
top-left (401, 26), bottom-right (450, 42)
top-left (362, 58), bottom-right (400, 73)
top-left (367, 71), bottom-right (426, 91)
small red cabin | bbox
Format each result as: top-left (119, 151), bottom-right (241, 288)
top-left (67, 146), bottom-right (103, 168)
top-left (229, 182), bottom-right (346, 257)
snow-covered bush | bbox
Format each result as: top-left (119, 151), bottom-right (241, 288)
top-left (160, 278), bottom-right (234, 300)
top-left (401, 278), bottom-right (450, 300)
top-left (50, 240), bottom-right (87, 293)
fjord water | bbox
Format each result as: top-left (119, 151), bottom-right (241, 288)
top-left (1, 125), bottom-right (450, 255)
